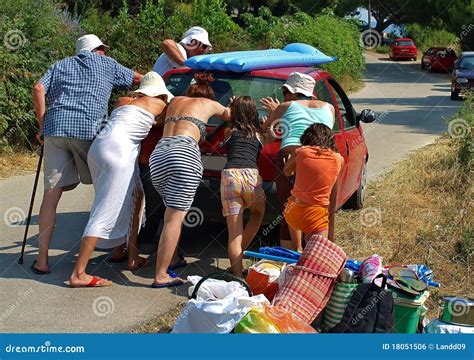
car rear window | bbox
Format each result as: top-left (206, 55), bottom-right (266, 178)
top-left (166, 72), bottom-right (286, 125)
top-left (395, 40), bottom-right (414, 46)
top-left (458, 56), bottom-right (474, 70)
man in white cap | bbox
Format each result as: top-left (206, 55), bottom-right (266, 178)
top-left (30, 34), bottom-right (142, 274)
top-left (152, 26), bottom-right (212, 76)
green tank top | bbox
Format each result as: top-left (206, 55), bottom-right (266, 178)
top-left (280, 102), bottom-right (334, 149)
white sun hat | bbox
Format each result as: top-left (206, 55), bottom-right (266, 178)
top-left (130, 72), bottom-right (174, 102)
top-left (75, 34), bottom-right (109, 54)
top-left (180, 26), bottom-right (212, 50)
top-left (282, 72), bottom-right (316, 97)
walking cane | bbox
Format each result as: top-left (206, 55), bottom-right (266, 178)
top-left (18, 146), bottom-right (43, 264)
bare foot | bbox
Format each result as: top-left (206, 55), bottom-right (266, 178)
top-left (110, 244), bottom-right (127, 261)
top-left (127, 256), bottom-right (150, 272)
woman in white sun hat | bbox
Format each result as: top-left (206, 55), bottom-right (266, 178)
top-left (152, 26), bottom-right (212, 76)
top-left (69, 72), bottom-right (172, 288)
top-left (260, 72), bottom-right (336, 251)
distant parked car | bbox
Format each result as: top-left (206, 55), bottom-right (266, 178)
top-left (421, 47), bottom-right (457, 72)
top-left (451, 51), bottom-right (474, 100)
top-left (389, 38), bottom-right (417, 61)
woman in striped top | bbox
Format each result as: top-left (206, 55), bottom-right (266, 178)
top-left (149, 73), bottom-right (231, 288)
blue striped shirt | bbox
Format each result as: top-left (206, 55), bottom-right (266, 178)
top-left (39, 51), bottom-right (134, 140)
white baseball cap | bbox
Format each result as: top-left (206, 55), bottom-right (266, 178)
top-left (130, 72), bottom-right (174, 102)
top-left (282, 72), bottom-right (315, 97)
top-left (75, 34), bottom-right (109, 54)
top-left (180, 26), bottom-right (212, 50)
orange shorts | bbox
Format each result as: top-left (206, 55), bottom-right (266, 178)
top-left (283, 196), bottom-right (329, 233)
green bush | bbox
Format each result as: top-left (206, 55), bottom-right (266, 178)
top-left (0, 0), bottom-right (81, 151)
top-left (375, 45), bottom-right (390, 54)
top-left (406, 23), bottom-right (458, 53)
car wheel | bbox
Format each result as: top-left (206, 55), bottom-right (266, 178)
top-left (413, 57), bottom-right (417, 61)
top-left (427, 63), bottom-right (433, 72)
top-left (451, 89), bottom-right (460, 100)
top-left (343, 162), bottom-right (367, 210)
top-left (421, 62), bottom-right (425, 70)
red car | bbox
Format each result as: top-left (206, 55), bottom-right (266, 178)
top-left (389, 38), bottom-right (417, 61)
top-left (162, 66), bottom-right (375, 223)
top-left (421, 47), bottom-right (457, 72)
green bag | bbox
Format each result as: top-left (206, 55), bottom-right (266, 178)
top-left (323, 282), bottom-right (358, 331)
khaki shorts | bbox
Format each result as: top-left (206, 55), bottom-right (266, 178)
top-left (43, 136), bottom-right (93, 191)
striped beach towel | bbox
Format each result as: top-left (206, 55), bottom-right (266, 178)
top-left (272, 235), bottom-right (347, 323)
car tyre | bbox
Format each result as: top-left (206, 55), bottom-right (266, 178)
top-left (427, 63), bottom-right (433, 72)
top-left (451, 89), bottom-right (460, 100)
top-left (343, 162), bottom-right (367, 210)
top-left (421, 62), bottom-right (425, 70)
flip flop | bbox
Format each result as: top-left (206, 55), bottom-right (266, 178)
top-left (168, 258), bottom-right (188, 271)
top-left (70, 276), bottom-right (113, 288)
top-left (127, 257), bottom-right (151, 272)
top-left (151, 278), bottom-right (184, 288)
top-left (151, 270), bottom-right (184, 288)
top-left (31, 260), bottom-right (50, 275)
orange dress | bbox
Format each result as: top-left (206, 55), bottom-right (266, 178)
top-left (284, 146), bottom-right (343, 233)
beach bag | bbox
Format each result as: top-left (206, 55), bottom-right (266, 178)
top-left (172, 273), bottom-right (269, 334)
top-left (246, 260), bottom-right (284, 301)
top-left (330, 274), bottom-right (394, 333)
top-left (272, 235), bottom-right (347, 323)
top-left (322, 282), bottom-right (359, 331)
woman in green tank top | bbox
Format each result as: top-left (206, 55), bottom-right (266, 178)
top-left (260, 72), bottom-right (335, 252)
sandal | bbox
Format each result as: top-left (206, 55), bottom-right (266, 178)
top-left (70, 276), bottom-right (112, 288)
top-left (151, 270), bottom-right (184, 288)
top-left (168, 257), bottom-right (188, 271)
top-left (31, 260), bottom-right (50, 275)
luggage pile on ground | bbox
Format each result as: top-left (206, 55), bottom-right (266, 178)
top-left (172, 235), bottom-right (473, 334)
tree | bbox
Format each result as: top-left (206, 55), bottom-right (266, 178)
top-left (334, 0), bottom-right (437, 33)
top-left (433, 0), bottom-right (474, 50)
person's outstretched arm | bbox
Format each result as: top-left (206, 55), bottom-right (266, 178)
top-left (212, 101), bottom-right (231, 122)
top-left (132, 72), bottom-right (143, 86)
top-left (32, 82), bottom-right (46, 145)
top-left (162, 39), bottom-right (186, 66)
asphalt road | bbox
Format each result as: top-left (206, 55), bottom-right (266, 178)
top-left (353, 52), bottom-right (460, 179)
top-left (0, 52), bottom-right (461, 333)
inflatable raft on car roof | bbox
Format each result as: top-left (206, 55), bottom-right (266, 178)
top-left (184, 43), bottom-right (336, 73)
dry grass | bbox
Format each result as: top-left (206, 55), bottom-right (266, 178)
top-left (336, 136), bottom-right (473, 314)
top-left (0, 151), bottom-right (39, 179)
top-left (130, 302), bottom-right (187, 334)
top-left (338, 74), bottom-right (365, 95)
top-left (133, 136), bottom-right (472, 333)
